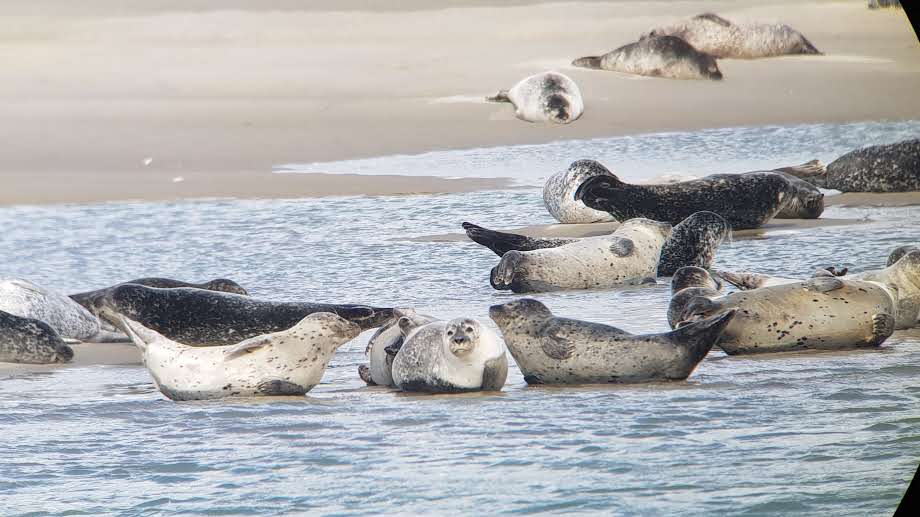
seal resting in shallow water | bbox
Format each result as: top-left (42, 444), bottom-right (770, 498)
top-left (573, 35), bottom-right (722, 80)
top-left (642, 13), bottom-right (821, 59)
top-left (543, 160), bottom-right (618, 223)
top-left (0, 309), bottom-right (74, 364)
top-left (487, 71), bottom-right (583, 124)
top-left (358, 309), bottom-right (436, 387)
top-left (490, 298), bottom-right (735, 384)
top-left (785, 138), bottom-right (920, 193)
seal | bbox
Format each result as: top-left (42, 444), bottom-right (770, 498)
top-left (642, 13), bottom-right (822, 59)
top-left (573, 35), bottom-right (723, 80)
top-left (391, 317), bottom-right (508, 393)
top-left (785, 138), bottom-right (920, 192)
top-left (0, 309), bottom-right (74, 364)
top-left (99, 284), bottom-right (395, 346)
top-left (0, 278), bottom-right (100, 341)
top-left (359, 309), bottom-right (436, 387)
top-left (669, 267), bottom-right (897, 354)
top-left (852, 249), bottom-right (920, 329)
top-left (489, 218), bottom-right (672, 292)
top-left (543, 160), bottom-right (617, 223)
top-left (760, 160), bottom-right (826, 219)
top-left (486, 71), bottom-right (584, 124)
top-left (888, 245), bottom-right (920, 267)
top-left (573, 160), bottom-right (793, 229)
top-left (464, 211), bottom-right (729, 276)
top-left (120, 312), bottom-right (361, 401)
top-left (489, 298), bottom-right (735, 384)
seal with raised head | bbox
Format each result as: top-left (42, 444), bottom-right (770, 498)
top-left (486, 71), bottom-right (583, 124)
top-left (785, 138), bottom-right (920, 192)
top-left (489, 218), bottom-right (672, 292)
top-left (642, 13), bottom-right (821, 59)
top-left (669, 267), bottom-right (897, 354)
top-left (121, 313), bottom-right (360, 401)
top-left (358, 309), bottom-right (436, 387)
top-left (99, 284), bottom-right (395, 346)
top-left (391, 317), bottom-right (508, 393)
top-left (543, 160), bottom-right (617, 223)
top-left (852, 249), bottom-right (920, 329)
top-left (573, 35), bottom-right (723, 80)
top-left (490, 298), bottom-right (735, 384)
top-left (573, 160), bottom-right (793, 229)
top-left (0, 278), bottom-right (100, 341)
top-left (0, 309), bottom-right (74, 364)
top-left (464, 211), bottom-right (729, 276)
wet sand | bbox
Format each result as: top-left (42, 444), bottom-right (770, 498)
top-left (0, 343), bottom-right (141, 379)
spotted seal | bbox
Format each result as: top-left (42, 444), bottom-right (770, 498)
top-left (853, 249), bottom-right (920, 329)
top-left (121, 313), bottom-right (360, 400)
top-left (642, 13), bottom-right (821, 59)
top-left (573, 35), bottom-right (722, 80)
top-left (785, 138), bottom-right (920, 192)
top-left (358, 309), bottom-right (436, 387)
top-left (0, 309), bottom-right (74, 364)
top-left (391, 317), bottom-right (508, 393)
top-left (573, 160), bottom-right (794, 229)
top-left (486, 71), bottom-right (583, 124)
top-left (543, 160), bottom-right (618, 223)
top-left (0, 278), bottom-right (100, 341)
top-left (761, 160), bottom-right (826, 218)
top-left (489, 218), bottom-right (672, 292)
top-left (489, 298), bottom-right (735, 384)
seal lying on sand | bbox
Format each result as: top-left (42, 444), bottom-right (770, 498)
top-left (121, 313), bottom-right (360, 401)
top-left (359, 309), bottom-right (436, 387)
top-left (785, 138), bottom-right (920, 192)
top-left (99, 284), bottom-right (395, 346)
top-left (642, 13), bottom-right (821, 59)
top-left (543, 160), bottom-right (618, 223)
top-left (464, 211), bottom-right (729, 276)
top-left (573, 35), bottom-right (722, 80)
top-left (490, 298), bottom-right (735, 384)
top-left (0, 309), bottom-right (74, 364)
top-left (0, 278), bottom-right (100, 341)
top-left (489, 218), bottom-right (672, 292)
top-left (573, 160), bottom-right (793, 229)
top-left (391, 317), bottom-right (508, 393)
top-left (669, 267), bottom-right (896, 354)
top-left (487, 71), bottom-right (583, 124)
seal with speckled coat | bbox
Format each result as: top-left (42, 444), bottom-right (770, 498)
top-left (852, 249), bottom-right (920, 329)
top-left (642, 13), bottom-right (821, 59)
top-left (785, 138), bottom-right (920, 192)
top-left (490, 298), bottom-right (735, 384)
top-left (0, 309), bottom-right (74, 364)
top-left (391, 317), bottom-right (508, 393)
top-left (359, 309), bottom-right (436, 387)
top-left (573, 160), bottom-right (793, 229)
top-left (543, 160), bottom-right (618, 223)
top-left (487, 71), bottom-right (583, 124)
top-left (0, 278), bottom-right (100, 341)
top-left (668, 267), bottom-right (896, 354)
top-left (573, 35), bottom-right (722, 80)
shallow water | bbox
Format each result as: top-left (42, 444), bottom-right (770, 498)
top-left (2, 122), bottom-right (919, 516)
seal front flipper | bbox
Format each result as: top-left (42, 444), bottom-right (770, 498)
top-left (223, 336), bottom-right (273, 360)
top-left (485, 90), bottom-right (511, 103)
top-left (804, 277), bottom-right (845, 293)
top-left (480, 355), bottom-right (509, 391)
top-left (540, 320), bottom-right (584, 360)
top-left (669, 309), bottom-right (737, 364)
top-left (870, 313), bottom-right (896, 346)
top-left (257, 380), bottom-right (307, 396)
top-left (609, 237), bottom-right (635, 257)
top-left (490, 251), bottom-right (523, 290)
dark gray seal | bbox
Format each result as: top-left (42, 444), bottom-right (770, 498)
top-left (98, 284), bottom-right (395, 346)
top-left (572, 160), bottom-right (793, 229)
top-left (1, 309), bottom-right (74, 364)
top-left (785, 138), bottom-right (920, 192)
top-left (489, 298), bottom-right (735, 384)
top-left (463, 211), bottom-right (730, 276)
top-left (764, 160), bottom-right (826, 218)
top-left (573, 35), bottom-right (722, 80)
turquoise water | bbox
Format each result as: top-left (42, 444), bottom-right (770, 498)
top-left (1, 121), bottom-right (919, 515)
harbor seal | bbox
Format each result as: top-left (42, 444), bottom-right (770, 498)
top-left (888, 245), bottom-right (920, 267)
top-left (486, 71), bottom-right (584, 124)
top-left (464, 211), bottom-right (729, 276)
top-left (785, 138), bottom-right (920, 192)
top-left (852, 249), bottom-right (920, 329)
top-left (763, 160), bottom-right (826, 219)
top-left (489, 218), bottom-right (672, 292)
top-left (573, 160), bottom-right (793, 229)
top-left (642, 13), bottom-right (822, 59)
top-left (359, 309), bottom-right (436, 387)
top-left (0, 309), bottom-right (74, 364)
top-left (121, 312), bottom-right (360, 401)
top-left (99, 284), bottom-right (395, 346)
top-left (0, 278), bottom-right (100, 341)
top-left (391, 318), bottom-right (508, 393)
top-left (669, 267), bottom-right (896, 354)
top-left (543, 160), bottom-right (617, 223)
top-left (489, 298), bottom-right (735, 384)
top-left (573, 35), bottom-right (723, 80)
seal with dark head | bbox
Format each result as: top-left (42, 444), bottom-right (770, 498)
top-left (573, 35), bottom-right (722, 80)
top-left (761, 159), bottom-right (826, 219)
top-left (784, 138), bottom-right (920, 192)
top-left (574, 160), bottom-right (794, 229)
top-left (489, 218), bottom-right (672, 292)
top-left (669, 267), bottom-right (897, 354)
top-left (464, 211), bottom-right (729, 277)
top-left (0, 278), bottom-right (100, 341)
top-left (486, 71), bottom-right (583, 124)
top-left (543, 160), bottom-right (617, 223)
top-left (121, 312), bottom-right (360, 401)
top-left (359, 309), bottom-right (436, 387)
top-left (642, 13), bottom-right (821, 59)
top-left (390, 317), bottom-right (508, 393)
top-left (0, 309), bottom-right (74, 364)
top-left (490, 298), bottom-right (735, 384)
top-left (98, 284), bottom-right (395, 346)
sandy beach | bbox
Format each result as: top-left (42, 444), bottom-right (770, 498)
top-left (1, 0), bottom-right (918, 205)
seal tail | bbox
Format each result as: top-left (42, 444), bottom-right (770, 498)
top-left (773, 159), bottom-right (826, 177)
top-left (670, 308), bottom-right (737, 363)
top-left (485, 90), bottom-right (511, 103)
top-left (462, 222), bottom-right (532, 257)
top-left (799, 36), bottom-right (822, 55)
top-left (571, 56), bottom-right (602, 69)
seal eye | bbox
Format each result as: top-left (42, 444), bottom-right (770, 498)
top-left (465, 327), bottom-right (473, 333)
top-left (447, 330), bottom-right (454, 336)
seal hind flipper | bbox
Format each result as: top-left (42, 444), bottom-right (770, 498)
top-left (609, 238), bottom-right (635, 257)
top-left (715, 270), bottom-right (770, 290)
top-left (485, 90), bottom-right (511, 103)
top-left (870, 313), bottom-right (895, 346)
top-left (463, 222), bottom-right (534, 257)
top-left (669, 309), bottom-right (737, 363)
top-left (358, 364), bottom-right (376, 385)
top-left (480, 355), bottom-right (509, 391)
top-left (773, 159), bottom-right (826, 177)
top-left (223, 336), bottom-right (273, 360)
top-left (572, 56), bottom-right (603, 69)
top-left (694, 13), bottom-right (733, 26)
top-left (257, 380), bottom-right (307, 396)
top-left (804, 277), bottom-right (845, 293)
